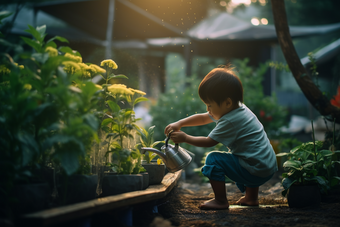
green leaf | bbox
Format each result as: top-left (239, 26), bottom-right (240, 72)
top-left (290, 144), bottom-right (302, 153)
top-left (332, 161), bottom-right (340, 165)
top-left (106, 133), bottom-right (119, 139)
top-left (101, 118), bottom-right (113, 127)
top-left (36, 25), bottom-right (46, 40)
top-left (106, 100), bottom-right (120, 113)
top-left (45, 40), bottom-right (57, 48)
top-left (83, 114), bottom-right (99, 131)
top-left (282, 177), bottom-right (297, 190)
top-left (58, 46), bottom-right (81, 57)
top-left (24, 24), bottom-right (46, 43)
top-left (110, 141), bottom-right (122, 150)
top-left (319, 149), bottom-right (333, 157)
top-left (32, 53), bottom-right (49, 64)
top-left (47, 36), bottom-right (69, 44)
top-left (42, 135), bottom-right (85, 154)
top-left (18, 134), bottom-right (39, 166)
top-left (276, 152), bottom-right (289, 157)
top-left (151, 141), bottom-right (164, 148)
top-left (57, 151), bottom-right (79, 176)
top-left (331, 177), bottom-right (340, 187)
top-left (283, 160), bottom-right (302, 170)
top-left (108, 74), bottom-right (128, 80)
top-left (0, 11), bottom-right (12, 24)
top-left (133, 97), bottom-right (149, 106)
top-left (130, 151), bottom-right (139, 159)
top-left (21, 36), bottom-right (42, 52)
top-left (302, 162), bottom-right (315, 169)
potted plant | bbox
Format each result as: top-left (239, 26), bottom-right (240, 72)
top-left (135, 125), bottom-right (166, 185)
top-left (0, 20), bottom-right (100, 220)
top-left (276, 122), bottom-right (340, 208)
top-left (57, 153), bottom-right (99, 205)
top-left (97, 60), bottom-right (149, 196)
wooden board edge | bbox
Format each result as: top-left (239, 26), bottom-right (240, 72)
top-left (21, 170), bottom-right (182, 226)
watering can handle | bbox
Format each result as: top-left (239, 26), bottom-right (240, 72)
top-left (166, 131), bottom-right (194, 157)
top-left (165, 130), bottom-right (178, 147)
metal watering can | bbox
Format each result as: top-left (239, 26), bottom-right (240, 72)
top-left (141, 131), bottom-right (194, 173)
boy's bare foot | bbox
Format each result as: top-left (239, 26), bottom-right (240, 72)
top-left (236, 196), bottom-right (259, 206)
top-left (199, 198), bottom-right (229, 210)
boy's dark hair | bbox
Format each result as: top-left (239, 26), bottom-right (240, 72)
top-left (198, 66), bottom-right (243, 106)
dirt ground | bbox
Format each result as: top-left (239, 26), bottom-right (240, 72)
top-left (133, 172), bottom-right (340, 227)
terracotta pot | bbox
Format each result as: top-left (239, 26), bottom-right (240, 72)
top-left (101, 173), bottom-right (143, 196)
top-left (142, 163), bottom-right (165, 185)
top-left (287, 184), bottom-right (321, 208)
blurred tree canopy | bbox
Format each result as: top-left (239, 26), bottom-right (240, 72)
top-left (279, 0), bottom-right (340, 25)
top-left (233, 0), bottom-right (340, 26)
top-left (271, 0), bottom-right (340, 123)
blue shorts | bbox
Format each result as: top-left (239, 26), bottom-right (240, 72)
top-left (201, 151), bottom-right (274, 193)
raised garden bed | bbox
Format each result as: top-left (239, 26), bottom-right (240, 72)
top-left (19, 170), bottom-right (182, 227)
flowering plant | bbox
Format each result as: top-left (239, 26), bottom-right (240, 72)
top-left (331, 86), bottom-right (340, 108)
top-left (97, 59), bottom-right (149, 174)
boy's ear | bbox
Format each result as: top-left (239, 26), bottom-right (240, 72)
top-left (225, 98), bottom-right (233, 108)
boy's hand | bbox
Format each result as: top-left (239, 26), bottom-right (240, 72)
top-left (164, 122), bottom-right (182, 135)
top-left (170, 131), bottom-right (187, 144)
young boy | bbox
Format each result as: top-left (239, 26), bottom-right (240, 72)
top-left (164, 67), bottom-right (278, 210)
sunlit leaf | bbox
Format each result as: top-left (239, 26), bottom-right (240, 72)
top-left (24, 25), bottom-right (46, 43)
top-left (108, 74), bottom-right (128, 80)
top-left (276, 152), bottom-right (289, 157)
top-left (283, 160), bottom-right (302, 170)
top-left (133, 97), bottom-right (149, 106)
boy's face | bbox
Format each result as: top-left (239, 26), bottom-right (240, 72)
top-left (204, 100), bottom-right (231, 120)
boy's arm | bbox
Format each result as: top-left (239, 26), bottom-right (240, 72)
top-left (164, 112), bottom-right (213, 135)
top-left (170, 131), bottom-right (218, 147)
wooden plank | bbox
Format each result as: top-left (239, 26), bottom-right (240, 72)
top-left (21, 170), bottom-right (182, 226)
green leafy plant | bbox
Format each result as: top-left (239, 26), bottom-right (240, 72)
top-left (135, 125), bottom-right (165, 164)
top-left (277, 129), bottom-right (340, 196)
top-left (0, 24), bottom-right (100, 174)
top-left (98, 60), bottom-right (149, 174)
top-left (0, 18), bottom-right (102, 218)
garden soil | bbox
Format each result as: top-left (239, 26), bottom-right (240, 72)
top-left (133, 172), bottom-right (340, 227)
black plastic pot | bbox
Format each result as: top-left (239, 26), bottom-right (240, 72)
top-left (58, 174), bottom-right (98, 205)
top-left (140, 172), bottom-right (149, 190)
top-left (287, 184), bottom-right (321, 208)
top-left (12, 182), bottom-right (50, 215)
top-left (101, 173), bottom-right (143, 197)
top-left (141, 163), bottom-right (165, 185)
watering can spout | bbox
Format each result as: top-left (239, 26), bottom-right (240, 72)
top-left (141, 147), bottom-right (167, 165)
top-left (141, 131), bottom-right (193, 173)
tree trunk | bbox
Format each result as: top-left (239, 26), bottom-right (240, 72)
top-left (271, 0), bottom-right (340, 123)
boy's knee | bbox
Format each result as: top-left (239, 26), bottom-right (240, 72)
top-left (205, 151), bottom-right (222, 165)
